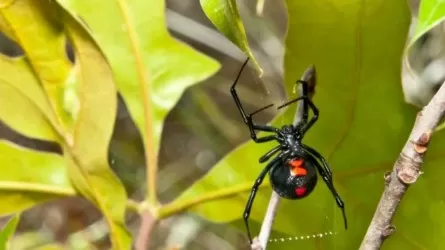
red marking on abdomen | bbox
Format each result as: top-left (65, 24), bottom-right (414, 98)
top-left (289, 159), bottom-right (307, 176)
top-left (295, 186), bottom-right (307, 196)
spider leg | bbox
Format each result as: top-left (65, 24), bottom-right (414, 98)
top-left (244, 153), bottom-right (285, 243)
top-left (277, 82), bottom-right (319, 135)
top-left (230, 58), bottom-right (280, 143)
top-left (277, 80), bottom-right (310, 121)
top-left (277, 96), bottom-right (306, 110)
top-left (295, 80), bottom-right (319, 134)
top-left (302, 145), bottom-right (332, 178)
top-left (297, 80), bottom-right (309, 123)
top-left (300, 97), bottom-right (319, 134)
top-left (304, 150), bottom-right (347, 230)
top-left (259, 145), bottom-right (282, 163)
top-left (278, 97), bottom-right (319, 133)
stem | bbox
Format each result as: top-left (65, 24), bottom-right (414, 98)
top-left (116, 0), bottom-right (158, 205)
top-left (252, 65), bottom-right (317, 250)
top-left (158, 182), bottom-right (271, 219)
top-left (360, 80), bottom-right (445, 249)
top-left (253, 191), bottom-right (280, 250)
top-left (126, 199), bottom-right (141, 213)
top-left (135, 210), bottom-right (157, 250)
top-left (0, 181), bottom-right (75, 196)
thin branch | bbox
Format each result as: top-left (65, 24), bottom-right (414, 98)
top-left (135, 210), bottom-right (157, 250)
top-left (252, 191), bottom-right (280, 249)
top-left (251, 65), bottom-right (317, 250)
top-left (360, 80), bottom-right (445, 250)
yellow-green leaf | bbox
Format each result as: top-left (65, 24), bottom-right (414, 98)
top-left (0, 56), bottom-right (59, 142)
top-left (0, 213), bottom-right (20, 250)
top-left (62, 16), bottom-right (131, 248)
top-left (0, 0), bottom-right (73, 130)
top-left (55, 0), bottom-right (220, 204)
top-left (407, 0), bottom-right (445, 48)
top-left (199, 0), bottom-right (262, 73)
top-left (0, 140), bottom-right (75, 216)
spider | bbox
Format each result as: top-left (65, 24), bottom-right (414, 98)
top-left (230, 58), bottom-right (347, 243)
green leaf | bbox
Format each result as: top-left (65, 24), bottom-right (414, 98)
top-left (61, 16), bottom-right (131, 248)
top-left (0, 56), bottom-right (60, 142)
top-left (403, 0), bottom-right (445, 97)
top-left (54, 0), bottom-right (220, 204)
top-left (175, 0), bottom-right (421, 249)
top-left (199, 0), bottom-right (262, 73)
top-left (0, 213), bottom-right (20, 250)
top-left (407, 0), bottom-right (445, 48)
top-left (0, 0), bottom-right (73, 130)
top-left (54, 0), bottom-right (221, 152)
top-left (0, 140), bottom-right (75, 216)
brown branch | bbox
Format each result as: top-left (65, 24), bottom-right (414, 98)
top-left (135, 209), bottom-right (157, 250)
top-left (360, 80), bottom-right (445, 249)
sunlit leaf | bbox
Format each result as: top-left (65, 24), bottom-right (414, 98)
top-left (53, 0), bottom-right (220, 209)
top-left (0, 56), bottom-right (59, 142)
top-left (54, 0), bottom-right (220, 158)
top-left (0, 213), bottom-right (20, 249)
top-left (175, 0), bottom-right (424, 249)
top-left (0, 0), bottom-right (73, 130)
top-left (0, 140), bottom-right (74, 216)
top-left (199, 0), bottom-right (262, 72)
top-left (61, 16), bottom-right (131, 247)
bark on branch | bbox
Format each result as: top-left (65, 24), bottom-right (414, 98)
top-left (360, 80), bottom-right (445, 249)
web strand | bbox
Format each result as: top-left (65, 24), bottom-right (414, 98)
top-left (268, 231), bottom-right (337, 244)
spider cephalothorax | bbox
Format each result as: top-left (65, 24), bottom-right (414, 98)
top-left (230, 58), bottom-right (347, 243)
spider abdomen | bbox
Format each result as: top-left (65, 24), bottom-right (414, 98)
top-left (269, 157), bottom-right (318, 200)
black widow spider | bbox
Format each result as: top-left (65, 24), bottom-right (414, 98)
top-left (230, 58), bottom-right (347, 243)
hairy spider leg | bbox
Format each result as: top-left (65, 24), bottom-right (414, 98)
top-left (243, 152), bottom-right (288, 244)
top-left (230, 58), bottom-right (280, 143)
top-left (304, 150), bottom-right (347, 229)
top-left (303, 144), bottom-right (332, 178)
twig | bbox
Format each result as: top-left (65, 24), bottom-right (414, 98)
top-left (360, 80), bottom-right (445, 250)
top-left (252, 191), bottom-right (281, 250)
top-left (251, 65), bottom-right (317, 250)
top-left (135, 210), bottom-right (157, 250)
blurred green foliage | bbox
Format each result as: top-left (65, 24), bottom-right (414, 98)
top-left (0, 214), bottom-right (19, 249)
